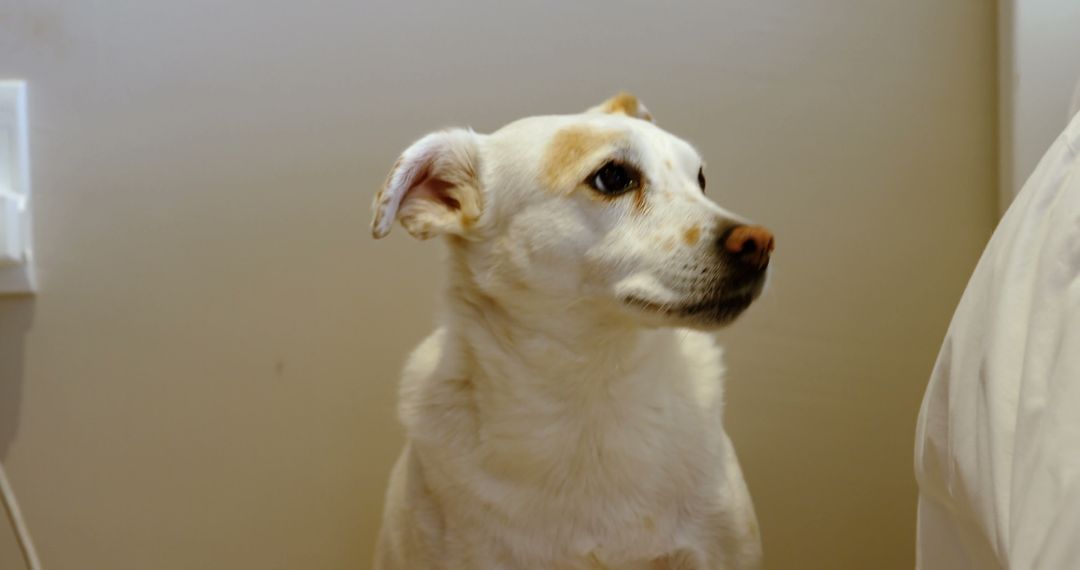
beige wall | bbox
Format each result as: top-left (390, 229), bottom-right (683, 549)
top-left (0, 1), bottom-right (996, 569)
top-left (998, 0), bottom-right (1080, 208)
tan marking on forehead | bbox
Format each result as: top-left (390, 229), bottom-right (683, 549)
top-left (542, 125), bottom-right (618, 192)
top-left (682, 225), bottom-right (701, 246)
top-left (599, 92), bottom-right (653, 121)
top-left (664, 159), bottom-right (673, 170)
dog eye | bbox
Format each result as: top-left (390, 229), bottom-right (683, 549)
top-left (588, 161), bottom-right (641, 196)
top-left (697, 167), bottom-right (706, 192)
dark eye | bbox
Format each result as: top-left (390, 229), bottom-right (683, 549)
top-left (697, 167), bottom-right (706, 192)
top-left (588, 161), bottom-right (641, 196)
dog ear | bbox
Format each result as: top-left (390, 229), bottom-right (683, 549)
top-left (371, 129), bottom-right (482, 240)
top-left (588, 92), bottom-right (655, 123)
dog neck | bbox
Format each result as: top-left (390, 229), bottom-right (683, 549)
top-left (422, 244), bottom-right (704, 509)
top-left (441, 244), bottom-right (666, 396)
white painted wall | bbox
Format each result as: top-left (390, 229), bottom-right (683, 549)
top-left (0, 1), bottom-right (995, 569)
top-left (1000, 0), bottom-right (1080, 209)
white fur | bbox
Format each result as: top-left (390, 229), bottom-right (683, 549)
top-left (372, 97), bottom-right (765, 569)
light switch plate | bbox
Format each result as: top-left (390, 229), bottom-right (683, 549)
top-left (0, 80), bottom-right (35, 295)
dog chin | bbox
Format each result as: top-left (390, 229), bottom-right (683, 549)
top-left (621, 293), bottom-right (757, 329)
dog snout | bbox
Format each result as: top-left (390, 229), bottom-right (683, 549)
top-left (718, 224), bottom-right (775, 270)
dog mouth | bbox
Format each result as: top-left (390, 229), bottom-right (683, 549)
top-left (623, 291), bottom-right (758, 326)
top-left (622, 277), bottom-right (765, 326)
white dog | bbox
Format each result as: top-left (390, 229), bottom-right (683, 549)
top-left (371, 94), bottom-right (772, 569)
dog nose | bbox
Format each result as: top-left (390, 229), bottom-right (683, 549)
top-left (720, 225), bottom-right (775, 269)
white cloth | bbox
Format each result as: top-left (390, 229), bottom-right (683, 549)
top-left (915, 110), bottom-right (1080, 569)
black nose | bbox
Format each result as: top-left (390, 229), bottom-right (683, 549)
top-left (718, 225), bottom-right (775, 270)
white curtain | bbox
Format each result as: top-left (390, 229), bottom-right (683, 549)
top-left (915, 109), bottom-right (1080, 569)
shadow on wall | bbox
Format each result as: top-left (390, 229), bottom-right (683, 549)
top-left (0, 297), bottom-right (35, 461)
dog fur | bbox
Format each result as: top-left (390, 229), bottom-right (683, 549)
top-left (371, 94), bottom-right (768, 569)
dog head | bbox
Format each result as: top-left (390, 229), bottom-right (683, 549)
top-left (372, 93), bottom-right (774, 329)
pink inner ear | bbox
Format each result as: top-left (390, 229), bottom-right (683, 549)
top-left (404, 172), bottom-right (460, 211)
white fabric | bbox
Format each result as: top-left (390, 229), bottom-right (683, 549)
top-left (915, 110), bottom-right (1080, 569)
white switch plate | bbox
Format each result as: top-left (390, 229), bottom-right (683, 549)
top-left (0, 80), bottom-right (35, 294)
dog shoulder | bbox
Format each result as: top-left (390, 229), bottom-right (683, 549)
top-left (401, 327), bottom-right (449, 384)
top-left (397, 327), bottom-right (452, 429)
top-left (397, 328), bottom-right (482, 448)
